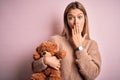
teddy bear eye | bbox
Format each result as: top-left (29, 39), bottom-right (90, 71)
top-left (41, 51), bottom-right (47, 56)
top-left (43, 51), bottom-right (46, 55)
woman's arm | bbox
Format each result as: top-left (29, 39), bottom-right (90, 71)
top-left (75, 40), bottom-right (101, 80)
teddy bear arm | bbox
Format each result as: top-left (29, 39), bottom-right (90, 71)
top-left (55, 50), bottom-right (66, 59)
top-left (49, 69), bottom-right (62, 80)
top-left (43, 67), bottom-right (62, 80)
top-left (31, 72), bottom-right (46, 80)
top-left (33, 52), bottom-right (41, 60)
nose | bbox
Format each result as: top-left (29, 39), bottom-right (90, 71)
top-left (74, 17), bottom-right (78, 25)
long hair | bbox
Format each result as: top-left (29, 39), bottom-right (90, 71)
top-left (62, 1), bottom-right (90, 40)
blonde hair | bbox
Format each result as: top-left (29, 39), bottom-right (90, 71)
top-left (62, 1), bottom-right (90, 40)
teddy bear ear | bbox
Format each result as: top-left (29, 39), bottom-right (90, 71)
top-left (36, 47), bottom-right (39, 52)
top-left (55, 50), bottom-right (66, 59)
top-left (51, 42), bottom-right (57, 48)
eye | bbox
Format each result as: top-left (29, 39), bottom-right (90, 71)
top-left (68, 16), bottom-right (74, 20)
top-left (78, 16), bottom-right (82, 19)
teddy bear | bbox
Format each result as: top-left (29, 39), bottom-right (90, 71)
top-left (31, 41), bottom-right (66, 80)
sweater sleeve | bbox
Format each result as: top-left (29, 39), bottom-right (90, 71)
top-left (32, 57), bottom-right (47, 73)
top-left (75, 40), bottom-right (101, 80)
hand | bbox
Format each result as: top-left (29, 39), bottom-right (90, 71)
top-left (44, 52), bottom-right (60, 70)
top-left (71, 25), bottom-right (87, 48)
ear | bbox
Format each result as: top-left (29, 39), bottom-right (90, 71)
top-left (33, 52), bottom-right (40, 60)
top-left (55, 50), bottom-right (66, 59)
top-left (36, 47), bottom-right (39, 52)
top-left (52, 43), bottom-right (58, 51)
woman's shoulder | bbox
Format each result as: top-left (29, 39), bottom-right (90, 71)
top-left (48, 35), bottom-right (66, 48)
top-left (48, 34), bottom-right (65, 41)
top-left (84, 39), bottom-right (98, 47)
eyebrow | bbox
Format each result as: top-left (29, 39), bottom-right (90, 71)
top-left (67, 13), bottom-right (83, 16)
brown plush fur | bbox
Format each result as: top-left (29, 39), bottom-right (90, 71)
top-left (31, 41), bottom-right (66, 80)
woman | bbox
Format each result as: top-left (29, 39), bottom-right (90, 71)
top-left (32, 1), bottom-right (101, 80)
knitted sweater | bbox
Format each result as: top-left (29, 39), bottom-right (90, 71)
top-left (32, 35), bottom-right (101, 80)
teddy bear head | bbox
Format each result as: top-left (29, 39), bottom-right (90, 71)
top-left (33, 41), bottom-right (66, 60)
top-left (36, 41), bottom-right (58, 57)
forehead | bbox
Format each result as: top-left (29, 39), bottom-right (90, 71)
top-left (68, 8), bottom-right (83, 16)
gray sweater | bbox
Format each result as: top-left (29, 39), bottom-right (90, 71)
top-left (32, 35), bottom-right (101, 80)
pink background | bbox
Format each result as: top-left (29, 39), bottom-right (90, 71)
top-left (0, 0), bottom-right (120, 80)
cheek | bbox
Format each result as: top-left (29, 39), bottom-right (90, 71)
top-left (81, 17), bottom-right (85, 24)
top-left (80, 21), bottom-right (84, 27)
top-left (79, 18), bottom-right (85, 25)
top-left (67, 20), bottom-right (74, 28)
top-left (78, 19), bottom-right (85, 31)
top-left (81, 23), bottom-right (84, 31)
